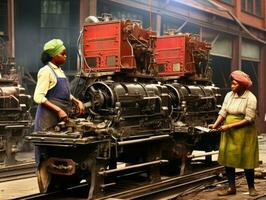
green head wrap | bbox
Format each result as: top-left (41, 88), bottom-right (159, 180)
top-left (43, 39), bottom-right (66, 57)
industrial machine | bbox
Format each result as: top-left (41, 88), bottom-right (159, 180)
top-left (26, 15), bottom-right (221, 199)
top-left (0, 45), bottom-right (32, 165)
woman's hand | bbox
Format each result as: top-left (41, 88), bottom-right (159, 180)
top-left (218, 124), bottom-right (231, 132)
top-left (72, 99), bottom-right (85, 115)
top-left (77, 99), bottom-right (85, 114)
top-left (57, 109), bottom-right (68, 122)
top-left (208, 115), bottom-right (224, 130)
top-left (208, 124), bottom-right (216, 129)
top-left (42, 100), bottom-right (68, 121)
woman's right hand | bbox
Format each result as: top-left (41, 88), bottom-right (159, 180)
top-left (57, 109), bottom-right (68, 122)
top-left (208, 124), bottom-right (216, 129)
top-left (42, 100), bottom-right (69, 122)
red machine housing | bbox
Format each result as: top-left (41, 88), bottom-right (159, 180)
top-left (83, 20), bottom-right (156, 73)
top-left (155, 34), bottom-right (211, 77)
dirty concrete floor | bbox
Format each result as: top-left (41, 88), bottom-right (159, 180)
top-left (180, 134), bottom-right (266, 200)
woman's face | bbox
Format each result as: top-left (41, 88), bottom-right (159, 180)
top-left (231, 79), bottom-right (241, 93)
top-left (52, 49), bottom-right (67, 66)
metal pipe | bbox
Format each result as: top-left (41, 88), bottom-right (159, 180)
top-left (100, 182), bottom-right (116, 188)
top-left (98, 159), bottom-right (168, 176)
top-left (211, 33), bottom-right (220, 47)
top-left (4, 125), bottom-right (26, 129)
top-left (177, 20), bottom-right (188, 32)
top-left (188, 151), bottom-right (219, 159)
top-left (117, 135), bottom-right (169, 146)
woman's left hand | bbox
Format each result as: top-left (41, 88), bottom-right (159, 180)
top-left (218, 124), bottom-right (231, 132)
top-left (76, 99), bottom-right (85, 115)
top-left (72, 98), bottom-right (85, 115)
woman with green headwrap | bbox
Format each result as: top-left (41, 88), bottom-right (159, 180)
top-left (33, 39), bottom-right (85, 166)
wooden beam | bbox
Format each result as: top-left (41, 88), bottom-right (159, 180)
top-left (7, 0), bottom-right (14, 58)
top-left (155, 14), bottom-right (161, 36)
top-left (80, 0), bottom-right (97, 28)
top-left (231, 35), bottom-right (241, 70)
top-left (258, 45), bottom-right (266, 133)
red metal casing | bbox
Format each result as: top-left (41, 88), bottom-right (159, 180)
top-left (83, 20), bottom-right (156, 73)
top-left (155, 34), bottom-right (210, 77)
top-left (83, 20), bottom-right (135, 72)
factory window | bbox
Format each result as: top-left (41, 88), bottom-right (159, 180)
top-left (40, 0), bottom-right (80, 72)
top-left (161, 16), bottom-right (200, 35)
top-left (41, 0), bottom-right (69, 28)
top-left (241, 39), bottom-right (260, 61)
top-left (241, 0), bottom-right (262, 17)
top-left (97, 0), bottom-right (149, 28)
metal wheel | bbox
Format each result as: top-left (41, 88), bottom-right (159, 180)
top-left (37, 160), bottom-right (51, 193)
top-left (37, 159), bottom-right (81, 193)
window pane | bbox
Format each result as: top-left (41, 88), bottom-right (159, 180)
top-left (40, 0), bottom-right (79, 72)
top-left (241, 40), bottom-right (260, 61)
top-left (161, 17), bottom-right (183, 34)
top-left (41, 0), bottom-right (69, 28)
top-left (210, 35), bottom-right (233, 58)
top-left (255, 0), bottom-right (261, 16)
top-left (247, 0), bottom-right (254, 13)
top-left (241, 0), bottom-right (246, 10)
top-left (97, 1), bottom-right (149, 28)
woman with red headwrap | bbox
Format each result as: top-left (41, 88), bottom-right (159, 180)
top-left (209, 70), bottom-right (259, 197)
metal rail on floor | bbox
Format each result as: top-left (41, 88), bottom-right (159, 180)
top-left (0, 161), bottom-right (36, 182)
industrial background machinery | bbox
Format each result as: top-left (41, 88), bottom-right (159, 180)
top-left (26, 15), bottom-right (221, 199)
top-left (0, 37), bottom-right (32, 165)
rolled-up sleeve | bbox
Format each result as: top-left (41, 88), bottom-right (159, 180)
top-left (245, 94), bottom-right (257, 121)
top-left (218, 93), bottom-right (230, 118)
top-left (33, 68), bottom-right (51, 104)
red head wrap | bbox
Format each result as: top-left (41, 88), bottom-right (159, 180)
top-left (230, 70), bottom-right (252, 89)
